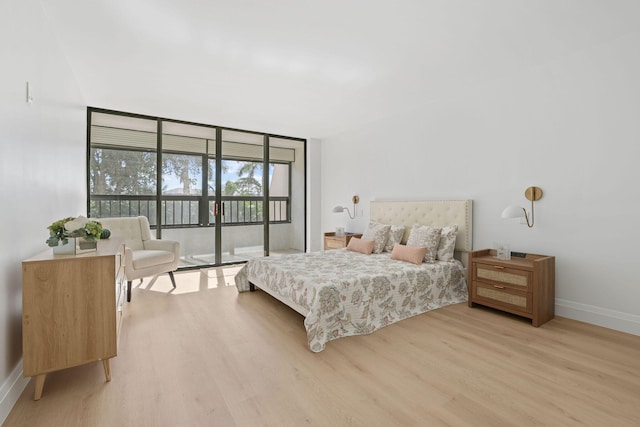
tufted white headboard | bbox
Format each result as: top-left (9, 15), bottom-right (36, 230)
top-left (370, 200), bottom-right (473, 252)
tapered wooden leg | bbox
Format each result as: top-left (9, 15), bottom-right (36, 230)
top-left (102, 359), bottom-right (111, 382)
top-left (34, 374), bottom-right (46, 401)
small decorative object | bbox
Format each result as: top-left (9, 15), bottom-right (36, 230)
top-left (335, 227), bottom-right (345, 237)
top-left (47, 216), bottom-right (103, 255)
top-left (100, 229), bottom-right (111, 239)
top-left (496, 242), bottom-right (511, 261)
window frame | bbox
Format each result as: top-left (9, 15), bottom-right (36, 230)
top-left (87, 108), bottom-right (302, 233)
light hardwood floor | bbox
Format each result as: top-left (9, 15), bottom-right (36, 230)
top-left (5, 267), bottom-right (640, 426)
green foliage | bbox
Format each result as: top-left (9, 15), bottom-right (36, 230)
top-left (163, 154), bottom-right (202, 195)
top-left (46, 217), bottom-right (103, 247)
top-left (222, 161), bottom-right (263, 196)
top-left (46, 217), bottom-right (75, 247)
top-left (90, 148), bottom-right (157, 195)
top-left (90, 148), bottom-right (272, 198)
top-left (83, 221), bottom-right (103, 240)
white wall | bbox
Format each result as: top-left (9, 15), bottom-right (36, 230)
top-left (289, 142), bottom-right (307, 252)
top-left (307, 138), bottom-right (322, 252)
top-left (0, 0), bottom-right (86, 420)
top-left (321, 29), bottom-right (640, 335)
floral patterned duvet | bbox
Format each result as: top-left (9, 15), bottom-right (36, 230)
top-left (235, 249), bottom-right (468, 352)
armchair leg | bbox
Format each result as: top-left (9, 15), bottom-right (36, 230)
top-left (168, 271), bottom-right (176, 288)
top-left (127, 281), bottom-right (132, 302)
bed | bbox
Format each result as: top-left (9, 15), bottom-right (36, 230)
top-left (235, 200), bottom-right (473, 352)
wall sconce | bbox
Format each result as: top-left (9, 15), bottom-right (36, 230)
top-left (501, 186), bottom-right (543, 228)
top-left (332, 195), bottom-right (360, 219)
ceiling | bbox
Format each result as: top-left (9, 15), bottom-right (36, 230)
top-left (41, 0), bottom-right (638, 139)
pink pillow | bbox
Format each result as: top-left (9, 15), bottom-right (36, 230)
top-left (390, 244), bottom-right (427, 265)
top-left (346, 237), bottom-right (375, 255)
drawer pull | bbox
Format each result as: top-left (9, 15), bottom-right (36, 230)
top-left (493, 285), bottom-right (505, 289)
top-left (493, 265), bottom-right (505, 269)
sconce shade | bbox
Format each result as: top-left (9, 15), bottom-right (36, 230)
top-left (502, 186), bottom-right (542, 228)
top-left (333, 195), bottom-right (358, 219)
top-left (501, 205), bottom-right (526, 219)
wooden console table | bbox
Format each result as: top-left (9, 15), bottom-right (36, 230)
top-left (22, 238), bottom-right (126, 400)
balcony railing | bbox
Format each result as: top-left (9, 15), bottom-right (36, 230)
top-left (89, 195), bottom-right (289, 227)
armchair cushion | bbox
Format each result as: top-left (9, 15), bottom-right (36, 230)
top-left (133, 250), bottom-right (175, 270)
top-left (99, 217), bottom-right (151, 251)
top-left (144, 239), bottom-right (179, 252)
top-left (97, 216), bottom-right (180, 281)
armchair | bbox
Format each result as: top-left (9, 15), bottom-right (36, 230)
top-left (97, 216), bottom-right (180, 302)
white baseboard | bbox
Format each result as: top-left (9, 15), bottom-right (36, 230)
top-left (556, 299), bottom-right (640, 336)
top-left (0, 360), bottom-right (29, 426)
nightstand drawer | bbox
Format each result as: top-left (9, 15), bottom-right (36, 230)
top-left (325, 237), bottom-right (346, 249)
top-left (473, 281), bottom-right (532, 314)
top-left (475, 264), bottom-right (531, 291)
top-left (324, 232), bottom-right (362, 250)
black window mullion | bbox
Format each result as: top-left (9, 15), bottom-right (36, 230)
top-left (156, 120), bottom-right (162, 238)
top-left (201, 152), bottom-right (208, 226)
top-left (215, 128), bottom-right (222, 265)
top-left (86, 109), bottom-right (92, 217)
top-left (263, 135), bottom-right (269, 256)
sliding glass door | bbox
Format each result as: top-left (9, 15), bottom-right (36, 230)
top-left (159, 121), bottom-right (216, 267)
top-left (87, 108), bottom-right (306, 269)
top-left (217, 129), bottom-right (265, 263)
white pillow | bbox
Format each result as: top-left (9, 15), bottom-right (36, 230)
top-left (361, 222), bottom-right (391, 254)
top-left (384, 225), bottom-right (405, 252)
top-left (406, 224), bottom-right (441, 263)
top-left (437, 225), bottom-right (458, 261)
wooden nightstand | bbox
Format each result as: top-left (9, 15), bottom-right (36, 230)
top-left (469, 249), bottom-right (555, 327)
top-left (324, 232), bottom-right (362, 250)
